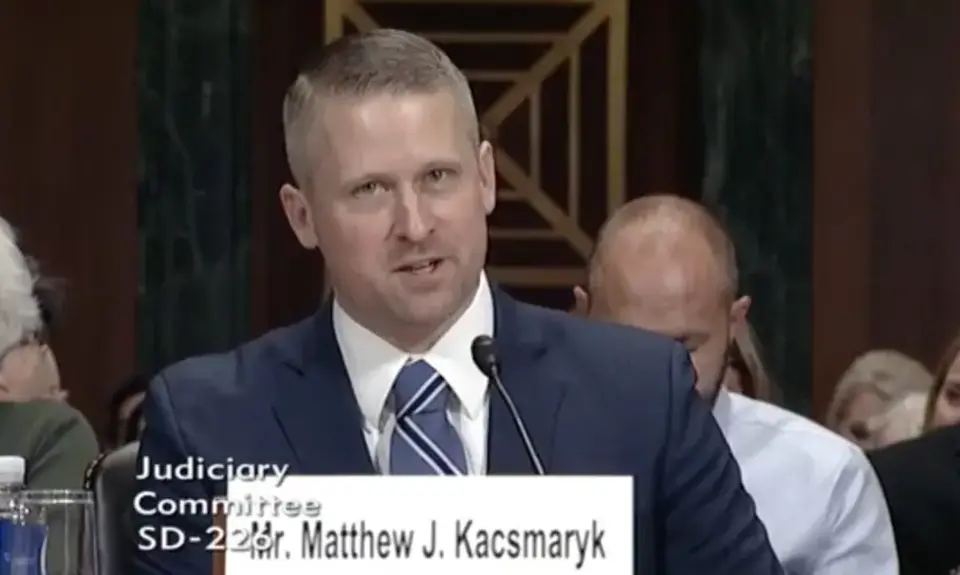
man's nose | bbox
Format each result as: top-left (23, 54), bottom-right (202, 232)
top-left (394, 190), bottom-right (432, 242)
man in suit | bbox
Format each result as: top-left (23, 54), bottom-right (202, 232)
top-left (870, 423), bottom-right (960, 574)
top-left (132, 29), bottom-right (783, 574)
top-left (573, 195), bottom-right (898, 573)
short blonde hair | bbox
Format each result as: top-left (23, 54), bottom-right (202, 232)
top-left (867, 392), bottom-right (927, 448)
top-left (825, 349), bottom-right (933, 429)
top-left (0, 216), bottom-right (41, 355)
top-left (282, 28), bottom-right (478, 187)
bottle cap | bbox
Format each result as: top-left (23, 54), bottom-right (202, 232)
top-left (0, 456), bottom-right (25, 486)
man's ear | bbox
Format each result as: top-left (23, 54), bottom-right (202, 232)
top-left (477, 140), bottom-right (496, 214)
top-left (730, 295), bottom-right (751, 326)
top-left (571, 285), bottom-right (590, 316)
top-left (279, 183), bottom-right (319, 249)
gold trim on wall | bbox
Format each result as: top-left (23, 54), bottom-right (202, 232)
top-left (325, 0), bottom-right (628, 290)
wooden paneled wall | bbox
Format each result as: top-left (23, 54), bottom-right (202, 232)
top-left (248, 0), bottom-right (701, 332)
top-left (0, 0), bottom-right (138, 435)
top-left (4, 0), bottom-right (957, 430)
top-left (812, 0), bottom-right (960, 416)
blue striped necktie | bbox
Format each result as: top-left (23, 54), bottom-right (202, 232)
top-left (388, 359), bottom-right (468, 475)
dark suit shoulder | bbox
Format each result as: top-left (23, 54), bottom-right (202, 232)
top-left (523, 302), bottom-right (683, 394)
top-left (531, 303), bottom-right (678, 351)
top-left (517, 303), bottom-right (687, 461)
top-left (156, 316), bottom-right (311, 396)
top-left (148, 316), bottom-right (314, 450)
top-left (869, 424), bottom-right (960, 574)
top-left (514, 303), bottom-right (783, 573)
top-left (869, 423), bottom-right (960, 497)
top-left (870, 423), bottom-right (960, 486)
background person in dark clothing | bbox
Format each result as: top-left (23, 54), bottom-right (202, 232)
top-left (869, 423), bottom-right (960, 575)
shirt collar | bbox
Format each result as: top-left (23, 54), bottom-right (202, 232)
top-left (713, 387), bottom-right (735, 433)
top-left (333, 273), bottom-right (494, 429)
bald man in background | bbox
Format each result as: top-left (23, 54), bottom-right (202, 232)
top-left (574, 195), bottom-right (898, 574)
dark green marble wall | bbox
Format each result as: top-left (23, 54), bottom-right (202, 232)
top-left (699, 0), bottom-right (813, 410)
top-left (137, 0), bottom-right (252, 373)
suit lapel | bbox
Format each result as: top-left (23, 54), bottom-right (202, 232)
top-left (486, 289), bottom-right (567, 474)
top-left (265, 288), bottom-right (566, 476)
top-left (268, 305), bottom-right (374, 475)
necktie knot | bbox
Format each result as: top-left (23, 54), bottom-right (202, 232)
top-left (392, 359), bottom-right (448, 417)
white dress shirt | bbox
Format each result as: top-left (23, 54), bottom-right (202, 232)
top-left (333, 274), bottom-right (494, 474)
top-left (714, 389), bottom-right (899, 575)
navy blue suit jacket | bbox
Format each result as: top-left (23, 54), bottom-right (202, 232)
top-left (132, 290), bottom-right (782, 574)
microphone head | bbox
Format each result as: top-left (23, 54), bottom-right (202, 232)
top-left (470, 335), bottom-right (499, 378)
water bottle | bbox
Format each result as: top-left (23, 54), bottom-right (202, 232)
top-left (0, 456), bottom-right (25, 575)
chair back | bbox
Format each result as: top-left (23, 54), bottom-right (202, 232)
top-left (85, 441), bottom-right (139, 575)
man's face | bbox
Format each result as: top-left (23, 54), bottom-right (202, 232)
top-left (583, 235), bottom-right (748, 402)
top-left (281, 91), bottom-right (496, 343)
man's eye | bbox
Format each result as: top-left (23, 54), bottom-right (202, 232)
top-left (425, 168), bottom-right (451, 184)
top-left (352, 181), bottom-right (384, 197)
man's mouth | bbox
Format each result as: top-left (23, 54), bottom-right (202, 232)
top-left (396, 258), bottom-right (442, 274)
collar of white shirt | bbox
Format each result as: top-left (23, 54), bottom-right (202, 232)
top-left (332, 273), bottom-right (494, 431)
top-left (713, 387), bottom-right (736, 433)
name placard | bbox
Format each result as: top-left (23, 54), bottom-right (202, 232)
top-left (223, 475), bottom-right (633, 574)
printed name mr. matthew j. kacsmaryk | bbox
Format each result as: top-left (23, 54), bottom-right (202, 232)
top-left (299, 518), bottom-right (608, 567)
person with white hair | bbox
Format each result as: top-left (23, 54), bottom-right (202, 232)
top-left (0, 215), bottom-right (98, 489)
top-left (863, 392), bottom-right (927, 449)
top-left (825, 349), bottom-right (933, 449)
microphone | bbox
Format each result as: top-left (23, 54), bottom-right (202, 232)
top-left (471, 335), bottom-right (546, 475)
